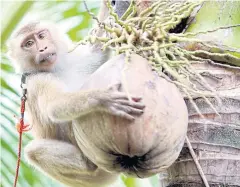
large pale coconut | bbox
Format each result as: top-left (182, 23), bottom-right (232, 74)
top-left (73, 54), bottom-right (188, 177)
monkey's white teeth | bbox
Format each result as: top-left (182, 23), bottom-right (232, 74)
top-left (40, 53), bottom-right (56, 63)
top-left (46, 54), bottom-right (54, 59)
top-left (42, 53), bottom-right (55, 61)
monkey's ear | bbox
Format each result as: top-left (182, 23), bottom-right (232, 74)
top-left (6, 42), bottom-right (22, 73)
top-left (6, 33), bottom-right (17, 58)
top-left (6, 52), bottom-right (21, 73)
top-left (6, 41), bottom-right (14, 63)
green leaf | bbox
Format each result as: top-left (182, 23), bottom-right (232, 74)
top-left (1, 77), bottom-right (19, 96)
top-left (186, 2), bottom-right (240, 48)
top-left (63, 3), bottom-right (81, 18)
top-left (1, 1), bottom-right (34, 47)
top-left (1, 63), bottom-right (14, 72)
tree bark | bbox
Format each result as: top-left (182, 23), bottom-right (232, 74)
top-left (167, 63), bottom-right (240, 187)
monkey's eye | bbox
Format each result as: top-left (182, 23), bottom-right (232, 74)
top-left (24, 40), bottom-right (34, 48)
top-left (38, 32), bottom-right (46, 39)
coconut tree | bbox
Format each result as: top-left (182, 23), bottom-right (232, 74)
top-left (100, 1), bottom-right (240, 187)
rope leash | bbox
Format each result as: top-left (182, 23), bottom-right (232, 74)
top-left (14, 73), bottom-right (31, 187)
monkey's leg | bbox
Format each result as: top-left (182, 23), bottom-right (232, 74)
top-left (25, 139), bottom-right (118, 187)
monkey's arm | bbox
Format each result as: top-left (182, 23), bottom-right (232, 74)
top-left (69, 1), bottom-right (113, 74)
top-left (28, 74), bottom-right (144, 123)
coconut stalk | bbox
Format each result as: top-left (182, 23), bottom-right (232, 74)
top-left (76, 0), bottom-right (240, 186)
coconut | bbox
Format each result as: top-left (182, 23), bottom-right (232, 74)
top-left (73, 54), bottom-right (188, 177)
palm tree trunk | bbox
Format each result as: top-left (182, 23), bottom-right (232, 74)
top-left (167, 63), bottom-right (240, 186)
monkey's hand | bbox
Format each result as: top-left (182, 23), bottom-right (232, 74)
top-left (97, 84), bottom-right (145, 121)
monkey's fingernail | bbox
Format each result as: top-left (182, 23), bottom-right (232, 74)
top-left (132, 97), bottom-right (142, 102)
top-left (129, 117), bottom-right (135, 121)
top-left (139, 104), bottom-right (145, 109)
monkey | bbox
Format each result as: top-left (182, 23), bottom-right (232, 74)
top-left (7, 2), bottom-right (145, 187)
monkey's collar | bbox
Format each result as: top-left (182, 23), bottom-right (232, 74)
top-left (21, 73), bottom-right (31, 89)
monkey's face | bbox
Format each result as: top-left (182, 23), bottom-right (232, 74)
top-left (19, 29), bottom-right (58, 71)
top-left (7, 23), bottom-right (67, 73)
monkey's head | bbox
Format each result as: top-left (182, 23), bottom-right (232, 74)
top-left (7, 21), bottom-right (71, 73)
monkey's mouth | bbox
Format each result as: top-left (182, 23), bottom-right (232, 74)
top-left (39, 53), bottom-right (57, 64)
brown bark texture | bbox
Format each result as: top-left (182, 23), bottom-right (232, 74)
top-left (167, 63), bottom-right (240, 187)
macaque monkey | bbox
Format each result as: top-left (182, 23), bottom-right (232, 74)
top-left (7, 1), bottom-right (144, 187)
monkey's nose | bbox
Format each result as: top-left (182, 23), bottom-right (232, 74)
top-left (39, 46), bottom-right (47, 52)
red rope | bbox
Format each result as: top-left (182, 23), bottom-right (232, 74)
top-left (14, 97), bottom-right (28, 187)
top-left (14, 73), bottom-right (32, 187)
top-left (14, 123), bottom-right (23, 187)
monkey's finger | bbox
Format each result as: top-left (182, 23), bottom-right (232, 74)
top-left (109, 107), bottom-right (135, 121)
top-left (117, 100), bottom-right (145, 109)
top-left (115, 104), bottom-right (144, 115)
top-left (111, 92), bottom-right (142, 100)
top-left (127, 107), bottom-right (144, 115)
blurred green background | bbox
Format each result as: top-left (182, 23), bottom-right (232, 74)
top-left (0, 1), bottom-right (159, 187)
